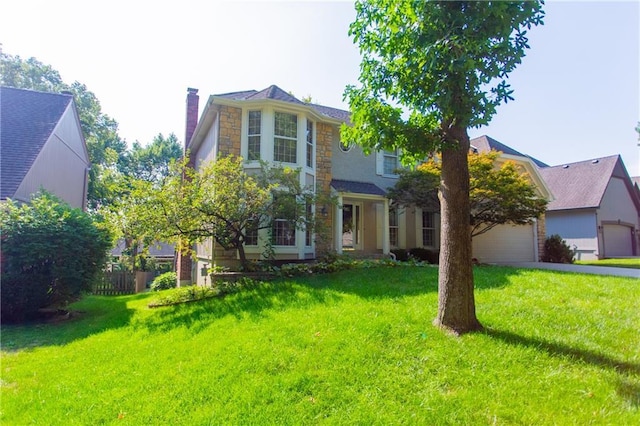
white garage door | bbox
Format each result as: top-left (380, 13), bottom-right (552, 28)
top-left (603, 224), bottom-right (633, 257)
top-left (472, 223), bottom-right (535, 263)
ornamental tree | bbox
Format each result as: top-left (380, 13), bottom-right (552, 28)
top-left (389, 150), bottom-right (548, 238)
top-left (128, 155), bottom-right (324, 271)
top-left (342, 0), bottom-right (544, 334)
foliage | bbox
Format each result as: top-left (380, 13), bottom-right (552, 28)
top-left (0, 192), bottom-right (112, 322)
top-left (127, 155), bottom-right (330, 270)
top-left (407, 248), bottom-right (440, 264)
top-left (2, 267), bottom-right (638, 424)
top-left (150, 272), bottom-right (178, 292)
top-left (342, 0), bottom-right (544, 334)
top-left (122, 133), bottom-right (183, 184)
top-left (542, 234), bottom-right (575, 264)
top-left (389, 151), bottom-right (548, 237)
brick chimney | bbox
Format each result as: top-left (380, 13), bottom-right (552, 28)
top-left (185, 88), bottom-right (199, 152)
top-left (177, 88), bottom-right (199, 286)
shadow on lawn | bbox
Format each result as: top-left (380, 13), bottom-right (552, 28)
top-left (136, 265), bottom-right (527, 335)
top-left (0, 294), bottom-right (141, 352)
top-left (485, 327), bottom-right (640, 407)
top-left (299, 265), bottom-right (526, 299)
top-left (137, 282), bottom-right (343, 335)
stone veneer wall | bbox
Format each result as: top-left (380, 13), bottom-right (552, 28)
top-left (537, 214), bottom-right (546, 261)
top-left (218, 105), bottom-right (242, 157)
top-left (315, 122), bottom-right (334, 255)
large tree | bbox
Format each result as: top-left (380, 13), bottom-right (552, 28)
top-left (389, 150), bottom-right (548, 238)
top-left (343, 0), bottom-right (544, 334)
top-left (123, 133), bottom-right (183, 184)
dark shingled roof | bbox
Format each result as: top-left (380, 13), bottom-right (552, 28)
top-left (331, 179), bottom-right (386, 196)
top-left (538, 155), bottom-right (624, 211)
top-left (214, 85), bottom-right (351, 123)
top-left (1, 86), bottom-right (73, 200)
top-left (470, 135), bottom-right (549, 168)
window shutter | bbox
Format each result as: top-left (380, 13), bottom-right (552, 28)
top-left (376, 151), bottom-right (384, 175)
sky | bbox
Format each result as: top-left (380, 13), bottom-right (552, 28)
top-left (2, 0), bottom-right (639, 175)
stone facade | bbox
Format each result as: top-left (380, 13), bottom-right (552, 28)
top-left (314, 122), bottom-right (335, 255)
top-left (536, 215), bottom-right (547, 261)
top-left (218, 105), bottom-right (242, 157)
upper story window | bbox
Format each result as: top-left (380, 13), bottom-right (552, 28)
top-left (274, 112), bottom-right (297, 163)
top-left (376, 148), bottom-right (401, 177)
top-left (306, 120), bottom-right (314, 168)
top-left (383, 149), bottom-right (399, 175)
top-left (247, 110), bottom-right (261, 161)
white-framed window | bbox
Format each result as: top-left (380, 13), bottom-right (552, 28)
top-left (339, 139), bottom-right (353, 153)
top-left (272, 193), bottom-right (296, 246)
top-left (383, 149), bottom-right (399, 175)
top-left (422, 211), bottom-right (436, 247)
top-left (244, 218), bottom-right (259, 246)
top-left (389, 207), bottom-right (399, 247)
top-left (274, 111), bottom-right (297, 163)
top-left (306, 120), bottom-right (314, 168)
top-left (376, 148), bottom-right (401, 176)
top-left (273, 220), bottom-right (296, 246)
top-left (247, 110), bottom-right (261, 161)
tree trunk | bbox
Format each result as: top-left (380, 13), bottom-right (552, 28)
top-left (434, 126), bottom-right (482, 335)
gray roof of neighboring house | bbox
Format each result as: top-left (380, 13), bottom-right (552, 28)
top-left (111, 239), bottom-right (176, 258)
top-left (331, 179), bottom-right (386, 196)
top-left (470, 135), bottom-right (549, 168)
top-left (214, 84), bottom-right (351, 123)
top-left (1, 86), bottom-right (73, 200)
top-left (538, 155), bottom-right (628, 211)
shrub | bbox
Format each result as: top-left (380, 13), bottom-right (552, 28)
top-left (0, 192), bottom-right (112, 322)
top-left (408, 248), bottom-right (439, 264)
top-left (150, 272), bottom-right (177, 291)
top-left (391, 249), bottom-right (409, 261)
top-left (542, 234), bottom-right (575, 264)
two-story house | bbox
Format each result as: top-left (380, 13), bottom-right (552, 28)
top-left (180, 86), bottom-right (551, 284)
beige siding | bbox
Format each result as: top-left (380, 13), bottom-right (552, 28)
top-left (472, 223), bottom-right (536, 263)
top-left (14, 105), bottom-right (89, 209)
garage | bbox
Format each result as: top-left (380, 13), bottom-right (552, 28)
top-left (472, 223), bottom-right (536, 263)
top-left (602, 224), bottom-right (633, 257)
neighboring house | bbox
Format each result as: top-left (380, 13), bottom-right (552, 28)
top-left (469, 136), bottom-right (552, 264)
top-left (180, 86), bottom-right (552, 284)
top-left (539, 155), bottom-right (640, 259)
top-left (1, 86), bottom-right (90, 209)
top-left (110, 239), bottom-right (176, 270)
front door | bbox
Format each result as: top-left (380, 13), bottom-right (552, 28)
top-left (342, 203), bottom-right (362, 250)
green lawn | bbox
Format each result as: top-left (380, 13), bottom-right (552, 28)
top-left (576, 258), bottom-right (640, 269)
top-left (2, 266), bottom-right (639, 425)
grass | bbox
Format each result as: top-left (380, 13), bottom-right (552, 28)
top-left (575, 257), bottom-right (640, 269)
top-left (1, 265), bottom-right (639, 425)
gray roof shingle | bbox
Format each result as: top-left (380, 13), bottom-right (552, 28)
top-left (331, 179), bottom-right (386, 196)
top-left (538, 155), bottom-right (621, 211)
top-left (470, 135), bottom-right (549, 168)
top-left (1, 86), bottom-right (73, 200)
top-left (213, 84), bottom-right (351, 123)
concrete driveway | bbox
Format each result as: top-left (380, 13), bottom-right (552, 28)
top-left (496, 262), bottom-right (640, 278)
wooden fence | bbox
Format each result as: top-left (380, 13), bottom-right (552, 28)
top-left (94, 270), bottom-right (135, 295)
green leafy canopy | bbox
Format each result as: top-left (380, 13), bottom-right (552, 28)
top-left (342, 0), bottom-right (545, 162)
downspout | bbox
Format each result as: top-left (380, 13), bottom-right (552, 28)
top-left (532, 218), bottom-right (539, 262)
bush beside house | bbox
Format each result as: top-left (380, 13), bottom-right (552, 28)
top-left (0, 192), bottom-right (112, 322)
